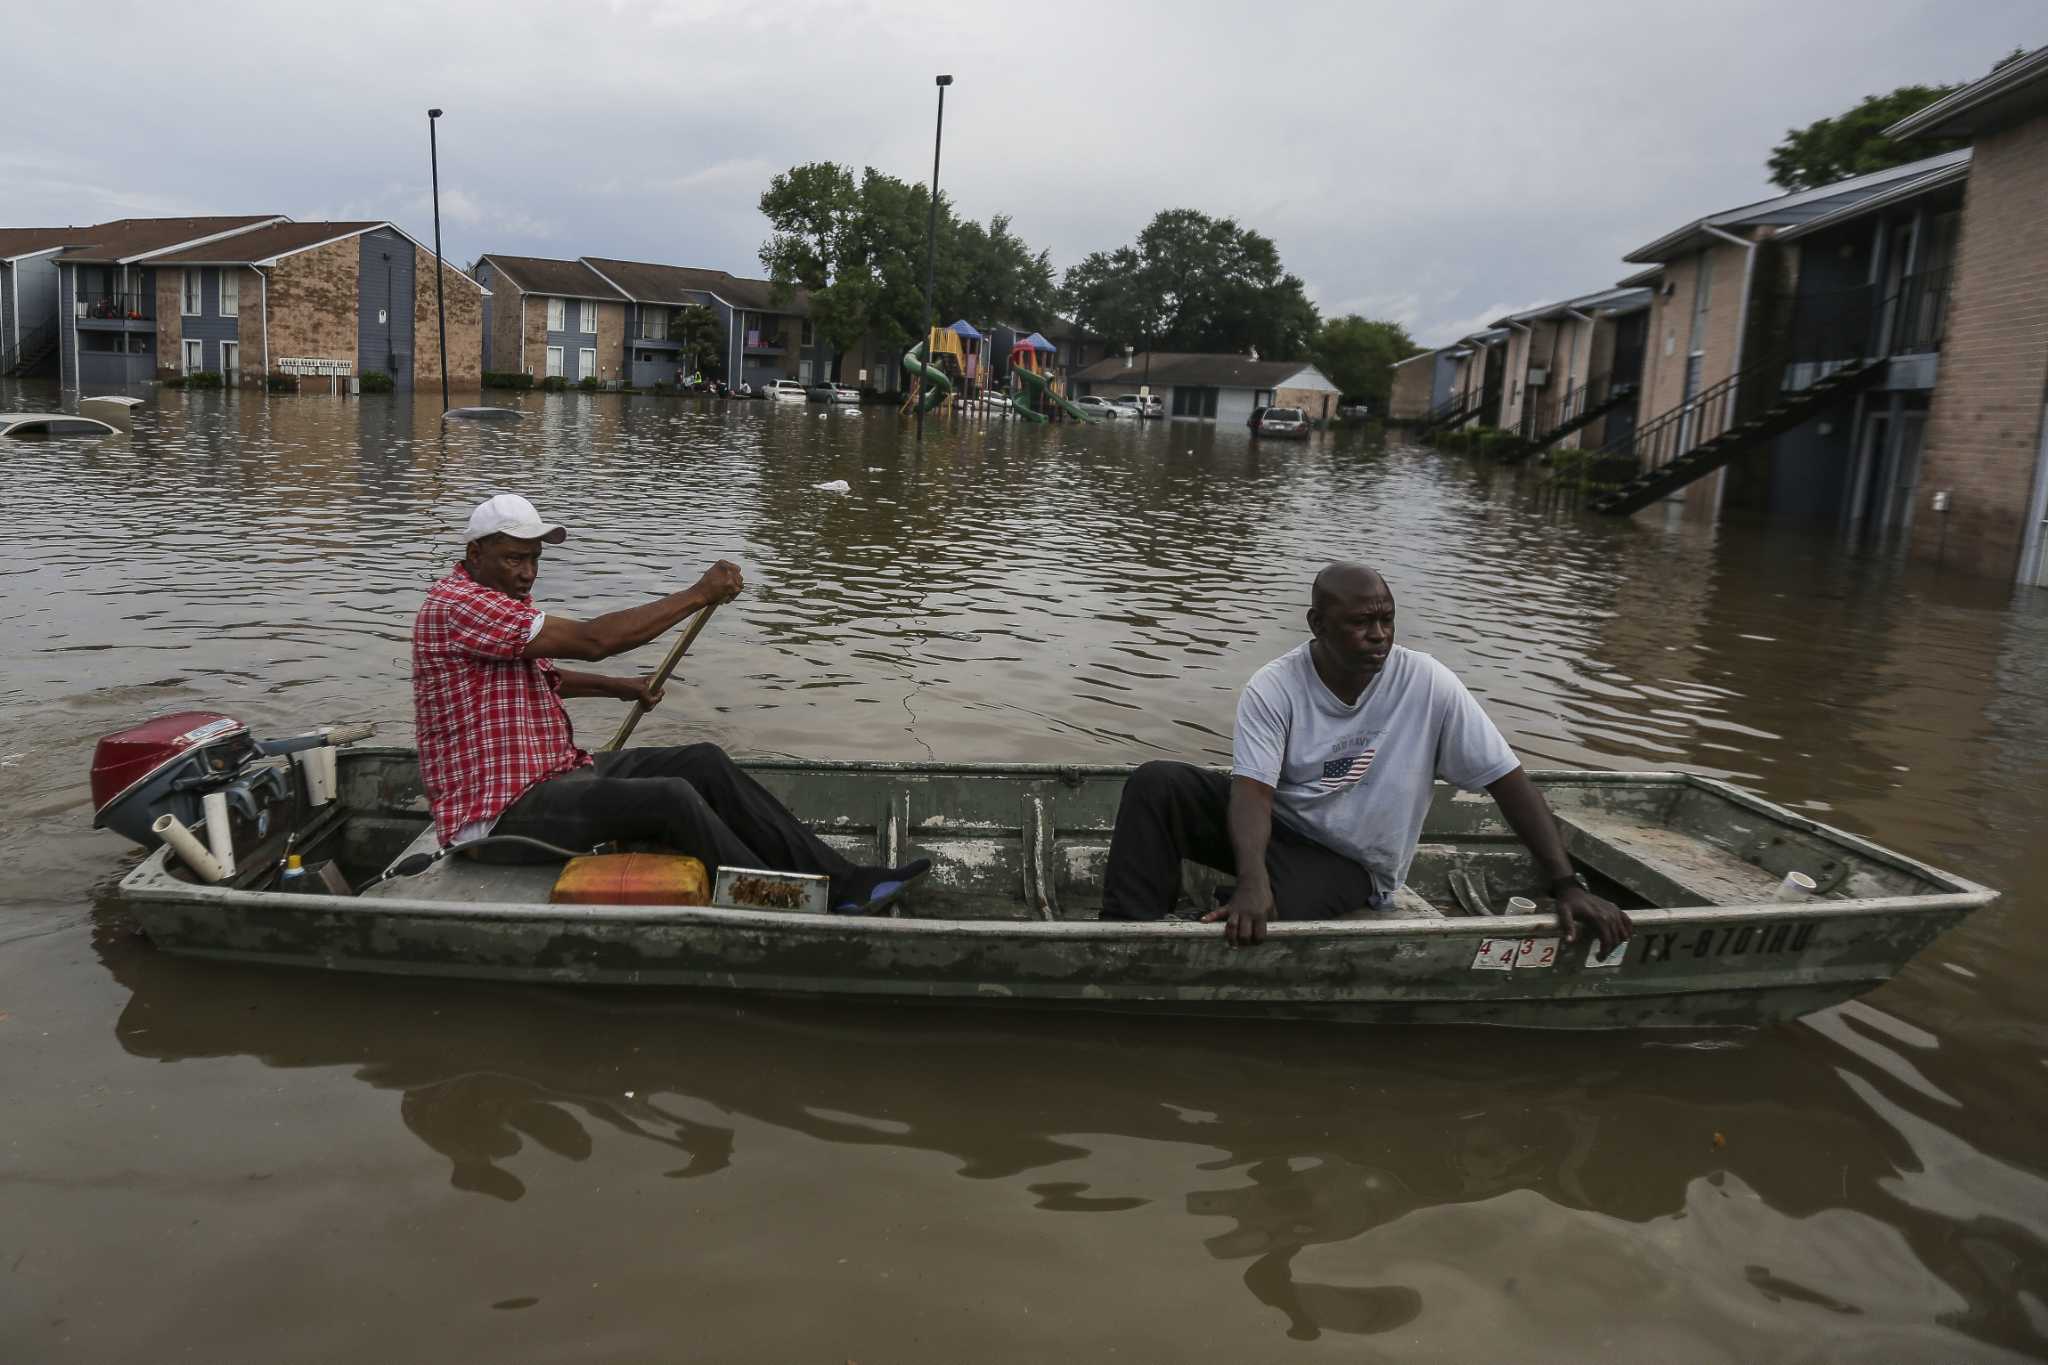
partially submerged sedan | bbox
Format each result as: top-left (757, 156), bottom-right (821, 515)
top-left (1, 411), bottom-right (121, 439)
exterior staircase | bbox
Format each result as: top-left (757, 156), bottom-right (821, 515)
top-left (1496, 375), bottom-right (1638, 465)
top-left (1589, 358), bottom-right (1889, 516)
top-left (1416, 390), bottom-right (1479, 434)
top-left (2, 319), bottom-right (59, 376)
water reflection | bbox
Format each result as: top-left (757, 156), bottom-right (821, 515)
top-left (3, 381), bottom-right (2046, 1355)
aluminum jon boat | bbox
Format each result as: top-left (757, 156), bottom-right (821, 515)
top-left (106, 741), bottom-right (1994, 1029)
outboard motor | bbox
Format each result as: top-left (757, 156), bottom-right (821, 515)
top-left (90, 711), bottom-right (372, 857)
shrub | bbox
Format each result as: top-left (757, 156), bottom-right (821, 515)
top-left (265, 371), bottom-right (295, 392)
top-left (162, 374), bottom-right (187, 390)
top-left (183, 371), bottom-right (223, 390)
top-left (483, 371), bottom-right (534, 390)
top-left (540, 375), bottom-right (568, 392)
top-left (577, 375), bottom-right (599, 391)
top-left (359, 370), bottom-right (394, 393)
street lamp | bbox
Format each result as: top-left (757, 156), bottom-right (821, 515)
top-left (916, 74), bottom-right (953, 443)
top-left (427, 107), bottom-right (449, 413)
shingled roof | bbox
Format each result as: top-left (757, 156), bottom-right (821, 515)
top-left (53, 216), bottom-right (286, 264)
top-left (1071, 351), bottom-right (1316, 389)
top-left (582, 258), bottom-right (808, 314)
top-left (0, 228), bottom-right (91, 261)
top-left (479, 254), bottom-right (626, 301)
top-left (150, 222), bottom-right (384, 265)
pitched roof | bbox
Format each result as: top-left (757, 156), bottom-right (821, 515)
top-left (1035, 314), bottom-right (1104, 344)
top-left (53, 215), bottom-right (286, 264)
top-left (581, 257), bottom-right (807, 313)
top-left (0, 227), bottom-right (91, 261)
top-left (1775, 159), bottom-right (1972, 242)
top-left (1886, 44), bottom-right (2048, 140)
top-left (1071, 351), bottom-right (1315, 389)
top-left (1621, 150), bottom-right (1971, 263)
top-left (479, 254), bottom-right (627, 301)
top-left (1493, 285), bottom-right (1653, 328)
top-left (149, 221), bottom-right (384, 264)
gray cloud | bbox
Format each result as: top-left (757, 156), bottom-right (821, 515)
top-left (8, 0), bottom-right (2034, 344)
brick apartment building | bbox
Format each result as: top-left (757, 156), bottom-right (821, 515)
top-left (1886, 45), bottom-right (2048, 586)
top-left (47, 215), bottom-right (485, 391)
top-left (474, 255), bottom-right (626, 385)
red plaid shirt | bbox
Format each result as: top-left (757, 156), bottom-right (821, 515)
top-left (412, 564), bottom-right (591, 844)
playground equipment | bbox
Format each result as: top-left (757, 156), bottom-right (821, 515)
top-left (902, 340), bottom-right (956, 414)
top-left (1008, 333), bottom-right (1097, 424)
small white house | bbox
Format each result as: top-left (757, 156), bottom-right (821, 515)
top-left (1072, 351), bottom-right (1342, 424)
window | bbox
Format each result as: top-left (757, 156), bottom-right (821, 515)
top-left (181, 271), bottom-right (201, 317)
top-left (545, 346), bottom-right (563, 378)
top-left (219, 270), bottom-right (239, 318)
top-left (581, 300), bottom-right (598, 335)
top-left (547, 297), bottom-right (566, 331)
top-left (221, 340), bottom-right (240, 380)
top-left (580, 347), bottom-right (596, 379)
top-left (182, 339), bottom-right (204, 374)
top-left (642, 309), bottom-right (667, 341)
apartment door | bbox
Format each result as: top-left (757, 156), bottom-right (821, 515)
top-left (220, 341), bottom-right (240, 385)
top-left (182, 339), bottom-right (203, 376)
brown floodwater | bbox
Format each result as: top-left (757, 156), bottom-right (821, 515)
top-left (3, 384), bottom-right (2045, 1362)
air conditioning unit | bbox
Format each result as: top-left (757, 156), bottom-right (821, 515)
top-left (1526, 367), bottom-right (1549, 386)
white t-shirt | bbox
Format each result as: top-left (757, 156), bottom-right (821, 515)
top-left (1232, 643), bottom-right (1519, 893)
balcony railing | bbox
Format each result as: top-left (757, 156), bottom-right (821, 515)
top-left (743, 331), bottom-right (787, 353)
top-left (1886, 265), bottom-right (1952, 355)
top-left (75, 290), bottom-right (152, 322)
top-left (628, 319), bottom-right (673, 341)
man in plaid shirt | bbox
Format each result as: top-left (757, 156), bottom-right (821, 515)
top-left (412, 494), bottom-right (928, 914)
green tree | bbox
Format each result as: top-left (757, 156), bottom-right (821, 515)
top-left (669, 303), bottom-right (722, 376)
top-left (758, 163), bottom-right (1057, 363)
top-left (1059, 209), bottom-right (1319, 359)
top-left (1311, 315), bottom-right (1417, 409)
top-left (1766, 84), bottom-right (1968, 190)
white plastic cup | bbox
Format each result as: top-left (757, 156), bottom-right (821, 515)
top-left (1507, 896), bottom-right (1538, 915)
top-left (1772, 871), bottom-right (1818, 903)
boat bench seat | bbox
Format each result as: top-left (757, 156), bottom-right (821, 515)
top-left (1555, 810), bottom-right (1784, 907)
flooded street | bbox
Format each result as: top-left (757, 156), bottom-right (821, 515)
top-left (5, 386), bottom-right (2047, 1361)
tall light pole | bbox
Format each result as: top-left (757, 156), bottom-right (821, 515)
top-left (427, 107), bottom-right (450, 413)
top-left (916, 74), bottom-right (952, 443)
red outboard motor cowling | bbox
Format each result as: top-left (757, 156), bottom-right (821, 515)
top-left (91, 711), bottom-right (266, 847)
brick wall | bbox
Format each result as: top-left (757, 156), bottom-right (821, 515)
top-left (154, 271), bottom-right (182, 379)
top-left (233, 268), bottom-right (265, 383)
top-left (266, 236), bottom-right (360, 374)
top-left (595, 300), bottom-right (626, 382)
top-left (412, 243), bottom-right (482, 388)
top-left (1389, 357), bottom-right (1434, 419)
top-left (487, 274), bottom-right (525, 374)
top-left (1909, 112), bottom-right (2048, 583)
top-left (1274, 384), bottom-right (1338, 422)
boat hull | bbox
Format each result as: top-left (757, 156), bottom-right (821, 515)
top-left (112, 751), bottom-right (1988, 1030)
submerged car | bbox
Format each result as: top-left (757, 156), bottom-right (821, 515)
top-left (1072, 395), bottom-right (1127, 420)
top-left (1251, 406), bottom-right (1309, 440)
top-left (1114, 394), bottom-right (1163, 419)
top-left (807, 382), bottom-right (861, 404)
top-left (1, 412), bottom-right (120, 439)
top-left (767, 379), bottom-right (809, 403)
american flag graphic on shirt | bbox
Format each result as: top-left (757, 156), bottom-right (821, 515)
top-left (1314, 750), bottom-right (1377, 791)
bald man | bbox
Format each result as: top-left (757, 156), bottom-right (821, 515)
top-left (1101, 563), bottom-right (1631, 951)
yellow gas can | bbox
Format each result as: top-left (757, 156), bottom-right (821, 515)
top-left (549, 852), bottom-right (710, 906)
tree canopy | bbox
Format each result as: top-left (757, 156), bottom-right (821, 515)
top-left (1311, 315), bottom-right (1419, 408)
top-left (758, 162), bottom-right (1056, 359)
top-left (1766, 83), bottom-right (1967, 190)
top-left (1059, 209), bottom-right (1320, 359)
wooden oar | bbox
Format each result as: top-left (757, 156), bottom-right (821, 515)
top-left (602, 603), bottom-right (717, 752)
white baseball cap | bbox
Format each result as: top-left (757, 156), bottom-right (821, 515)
top-left (464, 493), bottom-right (567, 545)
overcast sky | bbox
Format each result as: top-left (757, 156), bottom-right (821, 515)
top-left (8, 1), bottom-right (2036, 344)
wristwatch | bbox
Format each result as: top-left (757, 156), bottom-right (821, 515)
top-left (1549, 872), bottom-right (1589, 898)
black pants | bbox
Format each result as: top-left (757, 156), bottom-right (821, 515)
top-left (1100, 760), bottom-right (1376, 921)
top-left (484, 743), bottom-right (860, 894)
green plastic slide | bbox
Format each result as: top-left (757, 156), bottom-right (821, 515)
top-left (903, 342), bottom-right (954, 413)
top-left (1014, 365), bottom-right (1098, 423)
